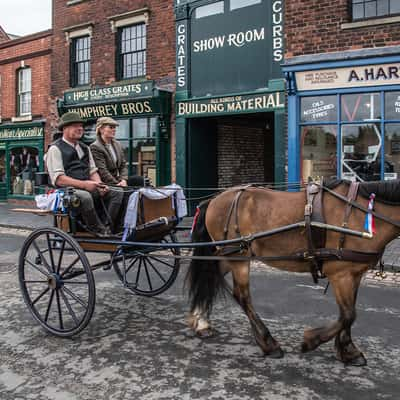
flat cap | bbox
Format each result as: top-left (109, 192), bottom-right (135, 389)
top-left (58, 112), bottom-right (85, 129)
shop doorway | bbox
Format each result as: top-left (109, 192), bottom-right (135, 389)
top-left (187, 113), bottom-right (274, 209)
top-left (0, 147), bottom-right (6, 201)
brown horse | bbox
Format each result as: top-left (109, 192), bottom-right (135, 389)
top-left (186, 180), bottom-right (400, 366)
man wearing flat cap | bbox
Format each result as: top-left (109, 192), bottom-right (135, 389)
top-left (46, 112), bottom-right (123, 236)
top-left (90, 117), bottom-right (128, 187)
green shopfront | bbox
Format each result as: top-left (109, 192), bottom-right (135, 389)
top-left (0, 122), bottom-right (44, 202)
top-left (60, 81), bottom-right (172, 186)
top-left (175, 0), bottom-right (285, 196)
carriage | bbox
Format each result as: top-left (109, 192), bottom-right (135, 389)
top-left (17, 174), bottom-right (186, 337)
top-left (16, 174), bottom-right (400, 366)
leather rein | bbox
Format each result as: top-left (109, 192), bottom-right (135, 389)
top-left (220, 181), bottom-right (400, 283)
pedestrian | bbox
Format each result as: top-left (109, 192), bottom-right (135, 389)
top-left (46, 112), bottom-right (123, 236)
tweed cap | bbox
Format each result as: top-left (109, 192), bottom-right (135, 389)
top-left (58, 112), bottom-right (85, 129)
top-left (96, 117), bottom-right (119, 135)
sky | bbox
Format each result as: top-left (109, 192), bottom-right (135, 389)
top-left (1, 0), bottom-right (52, 37)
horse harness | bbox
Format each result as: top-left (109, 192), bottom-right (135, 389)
top-left (220, 181), bottom-right (387, 283)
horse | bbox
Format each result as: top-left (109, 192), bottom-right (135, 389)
top-left (186, 179), bottom-right (400, 366)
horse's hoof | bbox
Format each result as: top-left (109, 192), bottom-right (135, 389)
top-left (301, 342), bottom-right (312, 353)
top-left (344, 354), bottom-right (367, 367)
top-left (266, 347), bottom-right (284, 359)
top-left (196, 328), bottom-right (214, 338)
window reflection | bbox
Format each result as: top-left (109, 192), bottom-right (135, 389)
top-left (301, 126), bottom-right (337, 182)
top-left (10, 147), bottom-right (39, 195)
top-left (384, 124), bottom-right (400, 180)
top-left (341, 93), bottom-right (381, 121)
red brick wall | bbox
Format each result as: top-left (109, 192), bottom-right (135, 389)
top-left (51, 0), bottom-right (176, 95)
top-left (0, 31), bottom-right (52, 144)
top-left (0, 27), bottom-right (10, 44)
top-left (285, 0), bottom-right (400, 57)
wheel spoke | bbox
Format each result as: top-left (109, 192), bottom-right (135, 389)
top-left (60, 256), bottom-right (81, 278)
top-left (32, 287), bottom-right (50, 306)
top-left (63, 286), bottom-right (87, 309)
top-left (25, 257), bottom-right (50, 278)
top-left (62, 281), bottom-right (88, 285)
top-left (146, 253), bottom-right (175, 269)
top-left (46, 234), bottom-right (56, 272)
top-left (44, 289), bottom-right (55, 322)
top-left (135, 258), bottom-right (143, 286)
top-left (146, 258), bottom-right (167, 283)
top-left (125, 256), bottom-right (139, 275)
top-left (32, 241), bottom-right (52, 273)
top-left (24, 280), bottom-right (48, 284)
top-left (142, 259), bottom-right (153, 291)
top-left (56, 290), bottom-right (64, 330)
top-left (56, 239), bottom-right (66, 274)
top-left (59, 288), bottom-right (79, 325)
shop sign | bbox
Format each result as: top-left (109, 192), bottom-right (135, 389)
top-left (68, 99), bottom-right (158, 119)
top-left (296, 63), bottom-right (400, 91)
top-left (177, 91), bottom-right (284, 117)
top-left (64, 81), bottom-right (154, 105)
top-left (0, 125), bottom-right (44, 139)
top-left (189, 0), bottom-right (283, 97)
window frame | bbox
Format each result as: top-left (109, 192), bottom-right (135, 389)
top-left (116, 23), bottom-right (147, 81)
top-left (351, 0), bottom-right (400, 21)
top-left (17, 67), bottom-right (32, 116)
top-left (70, 35), bottom-right (91, 87)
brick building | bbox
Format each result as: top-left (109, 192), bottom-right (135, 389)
top-left (51, 0), bottom-right (176, 185)
top-left (283, 0), bottom-right (400, 184)
top-left (0, 29), bottom-right (52, 201)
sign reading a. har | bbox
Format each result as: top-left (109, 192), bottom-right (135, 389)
top-left (0, 125), bottom-right (44, 139)
top-left (296, 63), bottom-right (400, 91)
top-left (177, 91), bottom-right (284, 117)
top-left (189, 0), bottom-right (283, 97)
top-left (64, 81), bottom-right (154, 105)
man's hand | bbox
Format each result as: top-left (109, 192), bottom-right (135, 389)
top-left (84, 180), bottom-right (104, 193)
top-left (97, 183), bottom-right (109, 196)
top-left (117, 179), bottom-right (128, 187)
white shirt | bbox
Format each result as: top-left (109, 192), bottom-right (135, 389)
top-left (46, 138), bottom-right (98, 186)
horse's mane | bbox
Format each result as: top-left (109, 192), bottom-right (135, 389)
top-left (323, 178), bottom-right (400, 205)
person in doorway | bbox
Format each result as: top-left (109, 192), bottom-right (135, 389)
top-left (90, 117), bottom-right (128, 186)
top-left (46, 112), bottom-right (124, 236)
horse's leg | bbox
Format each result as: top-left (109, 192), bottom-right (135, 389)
top-left (301, 268), bottom-right (366, 366)
top-left (231, 261), bottom-right (284, 358)
top-left (332, 272), bottom-right (366, 366)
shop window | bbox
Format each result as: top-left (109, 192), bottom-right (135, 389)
top-left (195, 1), bottom-right (224, 18)
top-left (300, 95), bottom-right (337, 123)
top-left (17, 68), bottom-right (31, 116)
top-left (351, 0), bottom-right (400, 21)
top-left (230, 0), bottom-right (262, 11)
top-left (117, 24), bottom-right (146, 80)
top-left (301, 126), bottom-right (337, 182)
top-left (341, 124), bottom-right (381, 181)
top-left (0, 149), bottom-right (5, 183)
top-left (384, 124), bottom-right (400, 180)
top-left (341, 93), bottom-right (381, 122)
top-left (10, 147), bottom-right (39, 195)
top-left (71, 36), bottom-right (91, 87)
top-left (385, 91), bottom-right (400, 120)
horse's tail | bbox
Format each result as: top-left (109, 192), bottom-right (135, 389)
top-left (186, 199), bottom-right (226, 316)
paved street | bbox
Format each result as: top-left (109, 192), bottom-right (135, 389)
top-left (1, 227), bottom-right (400, 400)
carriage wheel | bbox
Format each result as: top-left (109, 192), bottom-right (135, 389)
top-left (113, 233), bottom-right (180, 297)
top-left (19, 227), bottom-right (95, 337)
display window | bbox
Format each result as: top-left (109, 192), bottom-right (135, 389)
top-left (0, 149), bottom-right (5, 183)
top-left (10, 146), bottom-right (39, 195)
top-left (299, 89), bottom-right (400, 182)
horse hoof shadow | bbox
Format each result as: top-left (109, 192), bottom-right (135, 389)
top-left (266, 347), bottom-right (285, 359)
top-left (341, 354), bottom-right (367, 367)
top-left (196, 328), bottom-right (215, 338)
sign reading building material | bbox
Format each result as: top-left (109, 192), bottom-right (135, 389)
top-left (296, 63), bottom-right (400, 91)
top-left (177, 91), bottom-right (284, 117)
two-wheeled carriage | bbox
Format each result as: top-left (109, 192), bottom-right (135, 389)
top-left (18, 177), bottom-right (184, 337)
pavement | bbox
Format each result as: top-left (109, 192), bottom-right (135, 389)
top-left (1, 201), bottom-right (399, 281)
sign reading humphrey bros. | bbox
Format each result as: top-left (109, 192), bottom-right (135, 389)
top-left (64, 81), bottom-right (154, 105)
top-left (187, 0), bottom-right (283, 97)
top-left (177, 91), bottom-right (284, 117)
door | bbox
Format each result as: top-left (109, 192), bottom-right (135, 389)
top-left (0, 147), bottom-right (6, 201)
